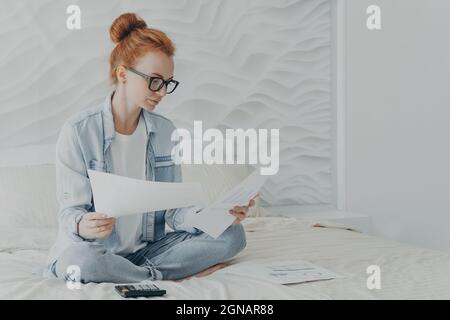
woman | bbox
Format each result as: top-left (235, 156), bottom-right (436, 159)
top-left (45, 12), bottom-right (255, 283)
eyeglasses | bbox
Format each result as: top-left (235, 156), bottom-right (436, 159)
top-left (125, 67), bottom-right (180, 94)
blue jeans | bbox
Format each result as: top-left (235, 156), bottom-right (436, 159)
top-left (53, 223), bottom-right (246, 283)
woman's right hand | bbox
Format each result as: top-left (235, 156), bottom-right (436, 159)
top-left (77, 213), bottom-right (116, 240)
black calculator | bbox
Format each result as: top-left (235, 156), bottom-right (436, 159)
top-left (115, 283), bottom-right (166, 298)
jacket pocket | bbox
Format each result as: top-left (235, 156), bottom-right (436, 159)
top-left (88, 159), bottom-right (107, 172)
top-left (154, 155), bottom-right (176, 181)
top-left (154, 155), bottom-right (174, 168)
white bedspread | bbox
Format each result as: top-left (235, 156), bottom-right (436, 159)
top-left (1, 217), bottom-right (450, 299)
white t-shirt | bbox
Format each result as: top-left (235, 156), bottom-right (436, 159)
top-left (110, 114), bottom-right (148, 255)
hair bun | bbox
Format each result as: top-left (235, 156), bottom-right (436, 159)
top-left (110, 13), bottom-right (147, 44)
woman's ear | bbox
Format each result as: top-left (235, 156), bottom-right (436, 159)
top-left (116, 65), bottom-right (128, 84)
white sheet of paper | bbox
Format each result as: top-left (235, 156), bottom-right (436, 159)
top-left (189, 169), bottom-right (269, 238)
top-left (88, 170), bottom-right (206, 218)
top-left (216, 260), bottom-right (340, 285)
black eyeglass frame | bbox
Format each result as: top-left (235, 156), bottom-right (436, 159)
top-left (125, 66), bottom-right (180, 94)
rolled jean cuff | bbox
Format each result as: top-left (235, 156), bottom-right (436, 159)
top-left (144, 258), bottom-right (163, 280)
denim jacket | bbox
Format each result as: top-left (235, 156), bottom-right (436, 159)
top-left (45, 91), bottom-right (201, 275)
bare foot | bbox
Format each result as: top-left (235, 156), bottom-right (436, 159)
top-left (175, 263), bottom-right (227, 282)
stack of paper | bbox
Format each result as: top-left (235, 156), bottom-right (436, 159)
top-left (87, 170), bottom-right (206, 218)
top-left (87, 169), bottom-right (268, 239)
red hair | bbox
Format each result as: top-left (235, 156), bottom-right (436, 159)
top-left (109, 13), bottom-right (176, 85)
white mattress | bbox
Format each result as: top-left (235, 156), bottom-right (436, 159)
top-left (1, 217), bottom-right (450, 300)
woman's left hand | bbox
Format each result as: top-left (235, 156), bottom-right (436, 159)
top-left (229, 194), bottom-right (259, 225)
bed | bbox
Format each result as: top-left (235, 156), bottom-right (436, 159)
top-left (1, 164), bottom-right (450, 299)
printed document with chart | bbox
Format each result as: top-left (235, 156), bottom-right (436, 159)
top-left (216, 260), bottom-right (341, 285)
top-left (187, 169), bottom-right (269, 238)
